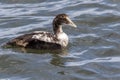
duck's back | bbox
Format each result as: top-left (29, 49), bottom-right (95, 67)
top-left (5, 31), bottom-right (62, 49)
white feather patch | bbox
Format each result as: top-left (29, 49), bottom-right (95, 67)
top-left (32, 31), bottom-right (55, 42)
top-left (32, 31), bottom-right (69, 47)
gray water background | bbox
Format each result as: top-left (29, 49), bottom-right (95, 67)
top-left (0, 0), bottom-right (120, 80)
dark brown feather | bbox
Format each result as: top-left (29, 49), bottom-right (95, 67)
top-left (5, 32), bottom-right (62, 49)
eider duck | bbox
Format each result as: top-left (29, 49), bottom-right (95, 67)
top-left (5, 14), bottom-right (77, 50)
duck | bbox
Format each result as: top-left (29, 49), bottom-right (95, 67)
top-left (5, 14), bottom-right (77, 50)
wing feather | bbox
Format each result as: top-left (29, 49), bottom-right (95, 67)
top-left (5, 31), bottom-right (61, 49)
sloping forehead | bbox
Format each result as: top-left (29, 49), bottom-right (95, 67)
top-left (56, 14), bottom-right (68, 18)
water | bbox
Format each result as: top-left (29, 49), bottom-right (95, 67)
top-left (0, 0), bottom-right (120, 80)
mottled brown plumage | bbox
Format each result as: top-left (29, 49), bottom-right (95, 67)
top-left (5, 14), bottom-right (77, 50)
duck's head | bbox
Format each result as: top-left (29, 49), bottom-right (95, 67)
top-left (53, 14), bottom-right (77, 28)
top-left (53, 14), bottom-right (77, 34)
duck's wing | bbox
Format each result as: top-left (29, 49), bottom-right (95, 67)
top-left (31, 31), bottom-right (58, 43)
top-left (5, 32), bottom-right (37, 47)
top-left (5, 31), bottom-right (61, 49)
top-left (26, 31), bottom-right (62, 49)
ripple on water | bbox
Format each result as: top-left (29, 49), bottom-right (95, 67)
top-left (0, 0), bottom-right (120, 80)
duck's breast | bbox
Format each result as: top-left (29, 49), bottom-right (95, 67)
top-left (57, 32), bottom-right (68, 47)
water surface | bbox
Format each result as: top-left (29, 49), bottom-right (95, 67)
top-left (0, 0), bottom-right (120, 80)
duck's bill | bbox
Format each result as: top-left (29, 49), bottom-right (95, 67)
top-left (66, 17), bottom-right (77, 28)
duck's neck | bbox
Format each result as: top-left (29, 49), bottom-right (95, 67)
top-left (53, 22), bottom-right (63, 35)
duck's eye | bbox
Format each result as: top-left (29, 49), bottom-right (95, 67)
top-left (60, 18), bottom-right (68, 24)
top-left (64, 18), bottom-right (70, 24)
